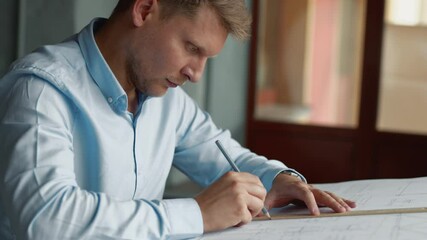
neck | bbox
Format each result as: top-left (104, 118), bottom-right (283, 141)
top-left (95, 17), bottom-right (139, 114)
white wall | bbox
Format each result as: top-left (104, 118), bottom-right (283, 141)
top-left (17, 0), bottom-right (75, 57)
top-left (207, 38), bottom-right (250, 142)
top-left (74, 0), bottom-right (119, 32)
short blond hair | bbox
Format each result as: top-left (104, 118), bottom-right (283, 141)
top-left (111, 0), bottom-right (252, 40)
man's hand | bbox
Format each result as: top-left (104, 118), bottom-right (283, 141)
top-left (265, 173), bottom-right (356, 215)
top-left (195, 171), bottom-right (267, 232)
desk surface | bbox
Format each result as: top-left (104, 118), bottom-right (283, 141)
top-left (199, 177), bottom-right (427, 240)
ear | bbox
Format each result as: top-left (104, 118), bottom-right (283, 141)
top-left (132, 0), bottom-right (158, 27)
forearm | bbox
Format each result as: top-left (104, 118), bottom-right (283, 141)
top-left (2, 174), bottom-right (203, 239)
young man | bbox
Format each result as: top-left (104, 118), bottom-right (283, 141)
top-left (0, 0), bottom-right (355, 239)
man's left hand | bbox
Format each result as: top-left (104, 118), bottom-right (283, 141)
top-left (264, 173), bottom-right (356, 215)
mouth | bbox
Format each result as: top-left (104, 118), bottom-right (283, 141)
top-left (166, 78), bottom-right (179, 88)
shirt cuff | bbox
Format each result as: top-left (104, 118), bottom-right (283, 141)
top-left (257, 160), bottom-right (288, 192)
top-left (162, 198), bottom-right (203, 239)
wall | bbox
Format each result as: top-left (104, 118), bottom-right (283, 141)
top-left (0, 0), bottom-right (18, 76)
top-left (206, 38), bottom-right (250, 143)
top-left (17, 0), bottom-right (75, 57)
top-left (74, 0), bottom-right (119, 32)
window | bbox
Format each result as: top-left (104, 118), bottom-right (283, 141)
top-left (377, 0), bottom-right (427, 135)
top-left (255, 0), bottom-right (366, 128)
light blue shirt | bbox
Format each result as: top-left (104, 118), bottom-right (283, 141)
top-left (0, 19), bottom-right (301, 239)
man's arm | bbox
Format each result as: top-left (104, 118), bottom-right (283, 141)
top-left (0, 75), bottom-right (202, 239)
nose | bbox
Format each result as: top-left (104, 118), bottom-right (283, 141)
top-left (182, 57), bottom-right (207, 83)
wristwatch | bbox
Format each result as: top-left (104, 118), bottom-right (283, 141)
top-left (281, 170), bottom-right (300, 178)
top-left (280, 169), bottom-right (307, 183)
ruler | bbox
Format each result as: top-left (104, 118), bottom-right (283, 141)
top-left (255, 207), bottom-right (427, 220)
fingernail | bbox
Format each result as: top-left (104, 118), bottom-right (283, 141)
top-left (312, 208), bottom-right (320, 215)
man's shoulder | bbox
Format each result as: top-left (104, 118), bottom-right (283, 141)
top-left (9, 37), bottom-right (83, 80)
top-left (2, 37), bottom-right (89, 95)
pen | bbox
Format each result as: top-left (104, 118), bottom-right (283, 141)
top-left (215, 140), bottom-right (272, 220)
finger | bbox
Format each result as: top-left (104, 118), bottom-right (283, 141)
top-left (234, 193), bottom-right (257, 225)
top-left (227, 173), bottom-right (267, 201)
top-left (325, 191), bottom-right (356, 211)
top-left (314, 190), bottom-right (347, 213)
top-left (344, 198), bottom-right (357, 208)
top-left (246, 193), bottom-right (266, 218)
top-left (298, 188), bottom-right (320, 216)
top-left (229, 180), bottom-right (267, 218)
top-left (236, 182), bottom-right (268, 218)
top-left (244, 183), bottom-right (267, 202)
top-left (324, 191), bottom-right (353, 211)
top-left (236, 185), bottom-right (266, 220)
top-left (224, 172), bottom-right (264, 188)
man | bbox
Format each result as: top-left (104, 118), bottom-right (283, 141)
top-left (0, 0), bottom-right (355, 239)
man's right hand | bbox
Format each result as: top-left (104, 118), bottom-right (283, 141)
top-left (194, 171), bottom-right (267, 232)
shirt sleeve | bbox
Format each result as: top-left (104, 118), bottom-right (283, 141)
top-left (173, 89), bottom-right (301, 192)
top-left (0, 74), bottom-right (203, 240)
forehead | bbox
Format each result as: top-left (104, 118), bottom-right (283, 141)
top-left (164, 5), bottom-right (228, 57)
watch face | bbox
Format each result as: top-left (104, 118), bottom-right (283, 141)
top-left (282, 171), bottom-right (300, 179)
top-left (281, 170), bottom-right (307, 183)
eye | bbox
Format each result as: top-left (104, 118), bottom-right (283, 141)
top-left (187, 43), bottom-right (199, 54)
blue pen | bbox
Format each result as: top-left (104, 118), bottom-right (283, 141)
top-left (215, 140), bottom-right (272, 220)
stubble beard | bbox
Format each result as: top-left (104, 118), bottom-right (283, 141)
top-left (125, 50), bottom-right (169, 97)
top-left (125, 51), bottom-right (146, 95)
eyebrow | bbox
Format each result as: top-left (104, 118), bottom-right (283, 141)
top-left (190, 40), bottom-right (218, 58)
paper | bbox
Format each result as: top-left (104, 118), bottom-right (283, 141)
top-left (198, 177), bottom-right (427, 240)
top-left (315, 176), bottom-right (427, 211)
top-left (199, 212), bottom-right (427, 240)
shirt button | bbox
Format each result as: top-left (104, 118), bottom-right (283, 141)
top-left (107, 97), bottom-right (113, 103)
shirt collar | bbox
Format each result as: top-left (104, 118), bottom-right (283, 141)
top-left (77, 18), bottom-right (131, 113)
